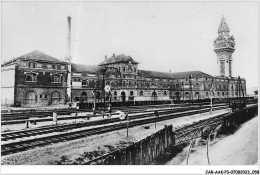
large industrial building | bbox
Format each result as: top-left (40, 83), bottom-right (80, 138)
top-left (1, 17), bottom-right (246, 107)
top-left (1, 50), bottom-right (69, 106)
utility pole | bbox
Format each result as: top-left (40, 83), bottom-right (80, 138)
top-left (182, 81), bottom-right (184, 103)
top-left (126, 111), bottom-right (129, 137)
top-left (189, 74), bottom-right (193, 104)
top-left (102, 67), bottom-right (107, 112)
top-left (227, 79), bottom-right (229, 103)
top-left (238, 76), bottom-right (241, 104)
top-left (93, 89), bottom-right (96, 115)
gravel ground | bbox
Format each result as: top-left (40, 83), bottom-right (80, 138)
top-left (1, 112), bottom-right (98, 132)
top-left (1, 109), bottom-right (229, 165)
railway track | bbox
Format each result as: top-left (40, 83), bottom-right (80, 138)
top-left (1, 104), bottom-right (226, 141)
top-left (173, 114), bottom-right (226, 145)
top-left (1, 109), bottom-right (91, 121)
top-left (1, 103), bottom-right (222, 124)
top-left (1, 105), bottom-right (228, 156)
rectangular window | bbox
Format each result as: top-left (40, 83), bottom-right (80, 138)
top-left (36, 63), bottom-right (42, 68)
top-left (29, 62), bottom-right (36, 68)
top-left (21, 62), bottom-right (28, 67)
top-left (61, 65), bottom-right (65, 70)
top-left (52, 64), bottom-right (56, 69)
top-left (40, 94), bottom-right (42, 98)
top-left (57, 65), bottom-right (61, 70)
top-left (47, 64), bottom-right (52, 69)
top-left (45, 95), bottom-right (48, 99)
top-left (26, 73), bottom-right (37, 82)
top-left (82, 80), bottom-right (87, 86)
top-left (51, 75), bottom-right (61, 83)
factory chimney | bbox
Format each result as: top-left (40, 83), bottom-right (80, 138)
top-left (66, 16), bottom-right (72, 62)
top-left (66, 16), bottom-right (72, 103)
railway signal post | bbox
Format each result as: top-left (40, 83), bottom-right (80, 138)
top-left (126, 111), bottom-right (129, 137)
top-left (92, 89), bottom-right (97, 115)
top-left (189, 74), bottom-right (193, 105)
top-left (26, 120), bottom-right (29, 128)
top-left (154, 110), bottom-right (159, 128)
top-left (210, 88), bottom-right (215, 114)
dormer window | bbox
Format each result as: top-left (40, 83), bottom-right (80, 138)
top-left (51, 74), bottom-right (61, 83)
top-left (21, 62), bottom-right (28, 67)
top-left (29, 62), bottom-right (36, 68)
top-left (26, 73), bottom-right (37, 82)
top-left (36, 63), bottom-right (42, 68)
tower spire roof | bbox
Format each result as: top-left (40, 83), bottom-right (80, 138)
top-left (218, 16), bottom-right (230, 33)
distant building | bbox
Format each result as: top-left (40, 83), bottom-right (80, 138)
top-left (1, 17), bottom-right (247, 107)
top-left (69, 17), bottom-right (246, 104)
top-left (1, 50), bottom-right (68, 107)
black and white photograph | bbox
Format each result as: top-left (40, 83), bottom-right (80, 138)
top-left (1, 1), bottom-right (259, 174)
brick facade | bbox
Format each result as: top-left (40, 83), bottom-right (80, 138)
top-left (16, 87), bottom-right (66, 107)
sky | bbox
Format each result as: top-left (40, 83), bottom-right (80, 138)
top-left (1, 1), bottom-right (259, 88)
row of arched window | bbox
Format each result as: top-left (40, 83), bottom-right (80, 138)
top-left (25, 91), bottom-right (61, 105)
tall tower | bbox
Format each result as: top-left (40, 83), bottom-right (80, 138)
top-left (66, 16), bottom-right (72, 103)
top-left (214, 16), bottom-right (235, 77)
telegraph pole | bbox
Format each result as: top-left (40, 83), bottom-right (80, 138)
top-left (189, 74), bottom-right (193, 104)
top-left (93, 89), bottom-right (96, 115)
top-left (182, 81), bottom-right (184, 103)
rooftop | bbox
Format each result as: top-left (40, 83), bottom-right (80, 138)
top-left (139, 70), bottom-right (214, 79)
top-left (71, 63), bottom-right (102, 74)
top-left (98, 54), bottom-right (139, 66)
top-left (2, 50), bottom-right (67, 66)
top-left (218, 16), bottom-right (230, 33)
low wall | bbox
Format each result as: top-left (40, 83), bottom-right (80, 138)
top-left (222, 104), bottom-right (258, 130)
top-left (84, 125), bottom-right (173, 165)
top-left (83, 104), bottom-right (258, 165)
